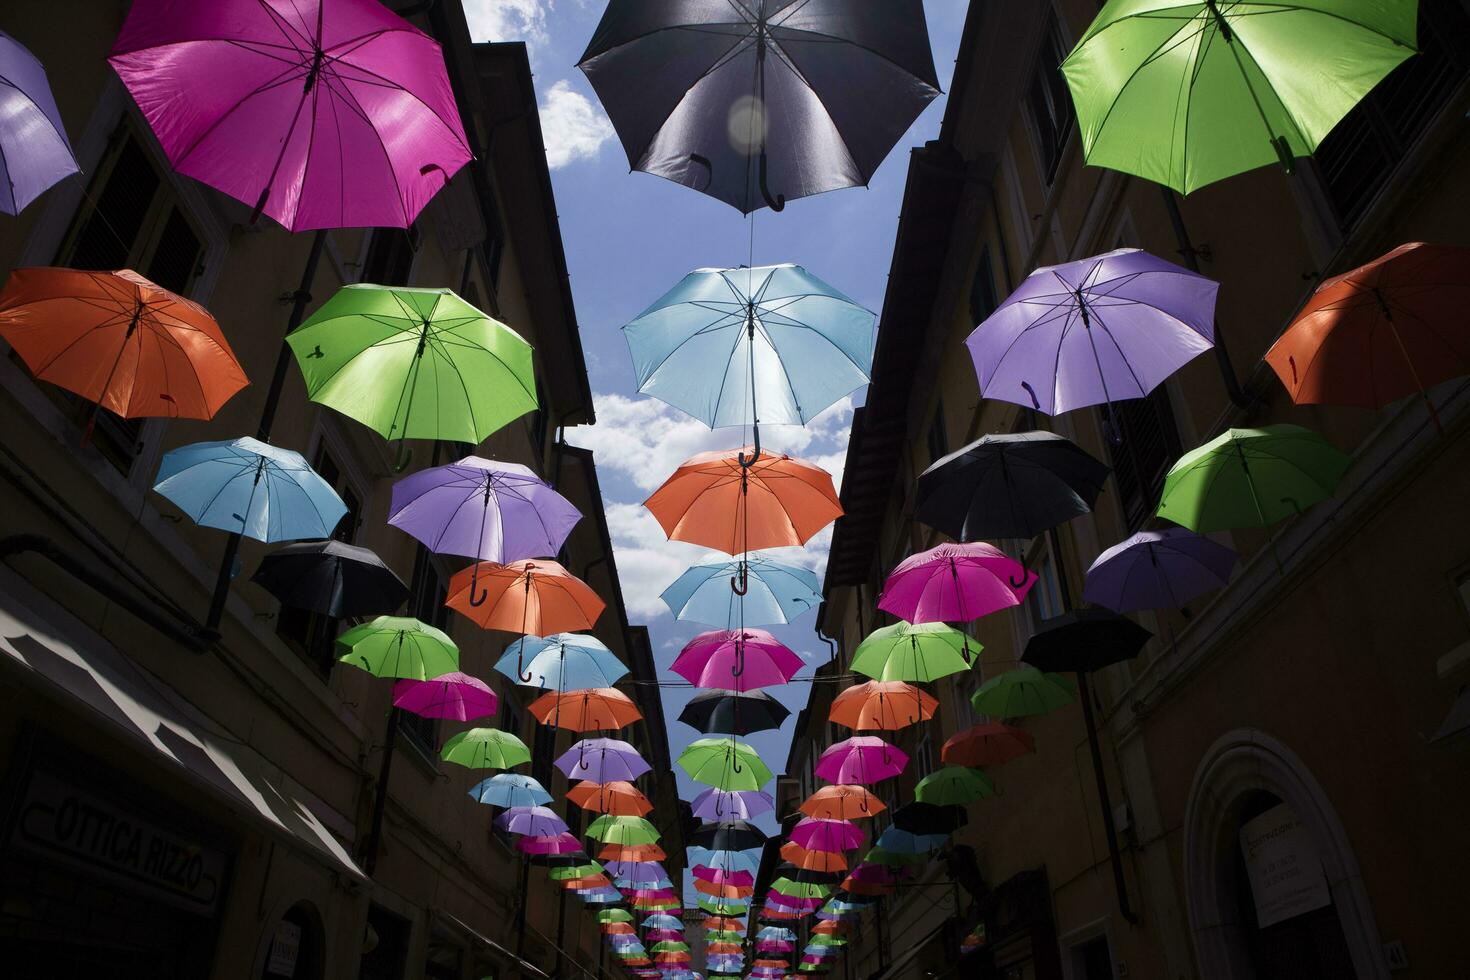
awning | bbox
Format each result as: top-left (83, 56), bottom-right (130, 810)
top-left (436, 909), bottom-right (551, 979)
top-left (0, 566), bottom-right (366, 883)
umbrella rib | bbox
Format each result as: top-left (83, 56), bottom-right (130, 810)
top-left (621, 28), bottom-right (759, 170)
top-left (169, 56), bottom-right (310, 171)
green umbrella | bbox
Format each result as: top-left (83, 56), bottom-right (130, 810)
top-left (864, 848), bottom-right (926, 868)
top-left (560, 865), bottom-right (608, 884)
top-left (972, 666), bottom-right (1076, 718)
top-left (770, 878), bottom-right (830, 899)
top-left (808, 935), bottom-right (847, 947)
top-left (915, 767), bottom-right (996, 806)
top-left (336, 615), bottom-right (459, 679)
top-left (651, 942), bottom-right (690, 953)
top-left (440, 727), bottom-right (532, 770)
top-left (850, 621), bottom-right (977, 682)
top-left (586, 815), bottom-right (660, 845)
top-left (697, 896), bottom-right (748, 915)
top-left (287, 284), bottom-right (537, 460)
top-left (1061, 0), bottom-right (1418, 194)
top-left (596, 907), bottom-right (632, 923)
top-left (677, 737), bottom-right (773, 791)
top-left (706, 930), bottom-right (744, 943)
top-left (1156, 425), bottom-right (1350, 533)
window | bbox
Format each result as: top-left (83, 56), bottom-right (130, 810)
top-left (912, 732), bottom-right (935, 781)
top-left (926, 398), bottom-right (949, 464)
top-left (1026, 538), bottom-right (1065, 624)
top-left (969, 247), bottom-right (999, 326)
top-left (1106, 388), bottom-right (1183, 531)
top-left (1313, 0), bottom-right (1470, 228)
top-left (1026, 11), bottom-right (1076, 183)
top-left (361, 227), bottom-right (417, 285)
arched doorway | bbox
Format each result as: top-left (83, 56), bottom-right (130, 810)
top-left (259, 901), bottom-right (325, 980)
top-left (1183, 729), bottom-right (1386, 980)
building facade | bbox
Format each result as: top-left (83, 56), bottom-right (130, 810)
top-left (0, 3), bottom-right (673, 979)
top-left (800, 1), bottom-right (1470, 979)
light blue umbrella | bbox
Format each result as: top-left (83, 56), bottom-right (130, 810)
top-left (644, 914), bottom-right (684, 930)
top-left (153, 437), bottom-right (346, 543)
top-left (661, 554), bottom-right (821, 627)
top-left (623, 263), bottom-right (874, 454)
top-left (618, 875), bottom-right (675, 891)
top-left (875, 827), bottom-right (949, 855)
top-left (495, 633), bottom-right (628, 690)
top-left (757, 927), bottom-right (796, 941)
top-left (687, 846), bottom-right (761, 873)
top-left (468, 773), bottom-right (552, 808)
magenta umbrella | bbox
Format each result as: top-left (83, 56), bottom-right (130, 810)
top-left (517, 833), bottom-right (582, 855)
top-left (789, 818), bottom-right (865, 853)
top-left (757, 941), bottom-right (795, 953)
top-left (847, 864), bottom-right (899, 885)
top-left (878, 542), bottom-right (1036, 624)
top-left (392, 671), bottom-right (498, 721)
top-left (644, 929), bottom-right (684, 942)
top-left (692, 866), bottom-right (755, 887)
top-left (671, 628), bottom-right (803, 692)
top-left (814, 737), bottom-right (907, 785)
top-left (108, 0), bottom-right (471, 231)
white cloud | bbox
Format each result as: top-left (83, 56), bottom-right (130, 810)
top-left (539, 80), bottom-right (615, 169)
top-left (604, 503), bottom-right (708, 620)
top-left (465, 0), bottom-right (551, 47)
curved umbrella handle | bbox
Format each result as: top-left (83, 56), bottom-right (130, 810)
top-left (960, 638), bottom-right (971, 665)
top-left (393, 441), bottom-right (414, 473)
top-left (468, 564), bottom-right (489, 607)
top-left (858, 795), bottom-right (869, 815)
top-left (731, 639), bottom-right (745, 678)
top-left (758, 148), bottom-right (785, 212)
top-left (738, 422), bottom-right (762, 469)
top-left (579, 740), bottom-right (587, 770)
top-left (516, 644), bottom-right (535, 684)
top-left (730, 559), bottom-right (749, 596)
top-left (1008, 548), bottom-right (1033, 590)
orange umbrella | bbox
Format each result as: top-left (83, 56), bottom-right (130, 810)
top-left (643, 447), bottom-right (842, 554)
top-left (599, 843), bottom-right (666, 862)
top-left (829, 681), bottom-right (937, 730)
top-left (762, 909), bottom-right (805, 920)
top-left (799, 785), bottom-right (885, 820)
top-left (704, 916), bottom-right (745, 932)
top-left (942, 723), bottom-right (1034, 768)
top-left (694, 878), bottom-right (753, 899)
top-left (0, 267), bottom-right (248, 430)
top-left (567, 780), bottom-right (653, 816)
top-left (707, 942), bottom-right (744, 955)
top-left (446, 559), bottom-right (603, 635)
top-left (1265, 242), bottom-right (1470, 428)
top-left (653, 953), bottom-right (690, 964)
top-left (843, 878), bottom-right (894, 896)
top-left (811, 921), bottom-right (847, 935)
top-left (529, 688), bottom-right (641, 731)
top-left (564, 875), bottom-right (610, 890)
top-left (779, 842), bottom-right (848, 873)
top-left (755, 958), bottom-right (791, 967)
top-left (602, 922), bottom-right (636, 935)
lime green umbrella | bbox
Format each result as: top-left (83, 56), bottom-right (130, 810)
top-left (441, 727), bottom-right (531, 770)
top-left (808, 935), bottom-right (847, 947)
top-left (706, 930), bottom-right (744, 943)
top-left (1156, 425), bottom-right (1350, 533)
top-left (677, 737), bottom-right (773, 791)
top-left (916, 767), bottom-right (996, 806)
top-left (559, 864), bottom-right (607, 883)
top-left (1061, 0), bottom-right (1418, 194)
top-left (697, 896), bottom-right (748, 915)
top-left (864, 848), bottom-right (926, 868)
top-left (972, 666), bottom-right (1076, 718)
top-left (770, 877), bottom-right (830, 899)
top-left (336, 615), bottom-right (459, 679)
top-left (651, 942), bottom-right (690, 953)
top-left (287, 284), bottom-right (537, 457)
top-left (586, 815), bottom-right (660, 845)
top-left (596, 907), bottom-right (631, 923)
top-left (850, 621), bottom-right (977, 682)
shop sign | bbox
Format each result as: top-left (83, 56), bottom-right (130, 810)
top-left (267, 920), bottom-right (303, 976)
top-left (10, 766), bottom-right (227, 914)
top-left (1238, 803), bottom-right (1331, 928)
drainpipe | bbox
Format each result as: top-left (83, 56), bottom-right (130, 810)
top-left (360, 708), bottom-right (400, 877)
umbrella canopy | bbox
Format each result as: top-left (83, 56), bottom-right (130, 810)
top-left (687, 847), bottom-right (759, 873)
top-left (604, 860), bottom-right (667, 884)
top-left (971, 666), bottom-right (1077, 718)
top-left (678, 738), bottom-right (774, 791)
top-left (779, 843), bottom-right (847, 873)
top-left (601, 843), bottom-right (666, 862)
top-left (890, 802), bottom-right (966, 836)
top-left (447, 560), bottom-right (604, 635)
top-left (154, 437), bottom-right (346, 543)
top-left (392, 672), bottom-right (497, 721)
top-left (289, 286), bottom-right (535, 453)
top-left (799, 786), bottom-right (885, 821)
top-left (1083, 528), bottom-right (1238, 612)
top-left (1155, 425), bottom-right (1350, 532)
top-left (873, 827), bottom-right (948, 855)
top-left (567, 781), bottom-right (654, 817)
top-left (529, 689), bottom-right (642, 732)
top-left (688, 820), bottom-right (768, 852)
top-left (0, 268), bottom-right (248, 423)
top-left (578, 1), bottom-right (939, 214)
top-left (587, 815), bottom-right (661, 846)
top-left (468, 773), bottom-right (551, 809)
top-left (598, 909), bottom-right (634, 924)
top-left (622, 264), bottom-right (873, 429)
top-left (643, 913), bottom-right (683, 929)
top-left (916, 431), bottom-right (1110, 542)
top-left (1021, 610), bottom-right (1153, 674)
top-left (694, 866), bottom-right (757, 888)
top-left (942, 723), bottom-right (1035, 768)
top-left (1266, 242), bottom-right (1470, 417)
top-left (789, 818), bottom-right (865, 853)
top-left (0, 34), bottom-right (77, 214)
top-left (829, 681), bottom-right (937, 731)
top-left (695, 879), bottom-right (754, 900)
top-left (109, 0), bottom-right (471, 231)
top-left (672, 629), bottom-right (803, 692)
top-left (814, 737), bottom-right (907, 785)
top-left (518, 833), bottom-right (583, 855)
top-left (662, 553), bottom-right (822, 628)
top-left (691, 787), bottom-right (776, 822)
top-left (557, 738), bottom-right (651, 782)
top-left (645, 448), bottom-right (842, 555)
top-left (497, 633), bottom-right (628, 692)
top-left (1061, 0), bottom-right (1419, 195)
top-left (680, 690), bottom-right (791, 736)
top-left (252, 540), bottom-right (409, 619)
top-left (441, 728), bottom-right (531, 770)
top-left (914, 767), bottom-right (996, 807)
top-left (878, 542), bottom-right (1035, 624)
top-left (496, 806), bottom-right (568, 838)
top-left (850, 622), bottom-right (976, 682)
top-left (336, 616), bottom-right (458, 680)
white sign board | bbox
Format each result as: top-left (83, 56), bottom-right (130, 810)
top-left (267, 920), bottom-right (302, 976)
top-left (1239, 803), bottom-right (1332, 928)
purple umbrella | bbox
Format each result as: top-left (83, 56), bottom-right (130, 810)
top-left (108, 0), bottom-right (471, 231)
top-left (392, 672), bottom-right (498, 721)
top-left (691, 788), bottom-right (775, 821)
top-left (390, 457), bottom-right (581, 566)
top-left (966, 248), bottom-right (1217, 424)
top-left (496, 806), bottom-right (569, 837)
top-left (556, 737), bottom-right (651, 782)
top-left (878, 542), bottom-right (1036, 624)
top-left (1084, 528), bottom-right (1238, 612)
top-left (605, 860), bottom-right (667, 883)
top-left (789, 818), bottom-right (865, 853)
top-left (814, 737), bottom-right (907, 785)
top-left (0, 33), bottom-right (78, 215)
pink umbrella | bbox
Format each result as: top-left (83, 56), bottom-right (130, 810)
top-left (108, 0), bottom-right (471, 231)
top-left (846, 864), bottom-right (899, 885)
top-left (693, 866), bottom-right (755, 887)
top-left (878, 542), bottom-right (1036, 624)
top-left (644, 929), bottom-right (684, 942)
top-left (392, 672), bottom-right (498, 721)
top-left (671, 628), bottom-right (803, 692)
top-left (757, 941), bottom-right (795, 953)
top-left (789, 818), bottom-right (866, 853)
top-left (517, 833), bottom-right (582, 855)
top-left (814, 736), bottom-right (908, 784)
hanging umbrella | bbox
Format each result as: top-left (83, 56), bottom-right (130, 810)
top-left (829, 681), bottom-right (937, 731)
top-left (695, 879), bottom-right (754, 900)
top-left (1021, 610), bottom-right (1153, 674)
top-left (873, 828), bottom-right (948, 856)
top-left (643, 914), bottom-right (683, 929)
top-left (336, 616), bottom-right (458, 680)
top-left (688, 820), bottom-right (768, 852)
top-left (662, 553), bottom-right (822, 628)
top-left (587, 815), bottom-right (661, 846)
top-left (599, 843), bottom-right (666, 863)
top-left (672, 629), bottom-right (803, 692)
top-left (599, 908), bottom-right (635, 924)
top-left (448, 560), bottom-right (604, 635)
top-left (578, 1), bottom-right (939, 214)
top-left (814, 737), bottom-right (907, 785)
top-left (468, 773), bottom-right (551, 809)
top-left (109, 0), bottom-right (470, 231)
top-left (687, 847), bottom-right (759, 873)
top-left (529, 688), bottom-right (642, 732)
top-left (1060, 0), bottom-right (1419, 196)
top-left (604, 860), bottom-right (667, 884)
top-left (690, 788), bottom-right (776, 822)
top-left (556, 738), bottom-right (651, 783)
top-left (0, 268), bottom-right (249, 428)
top-left (770, 878), bottom-right (830, 900)
top-left (694, 866), bottom-right (757, 887)
top-left (0, 33), bottom-right (78, 214)
top-left (496, 633), bottom-right (627, 693)
top-left (567, 781), bottom-right (654, 817)
top-left (789, 818), bottom-right (865, 853)
top-left (679, 690), bottom-right (791, 736)
top-left (251, 540), bottom-right (408, 618)
top-left (392, 672), bottom-right (498, 721)
top-left (914, 767), bottom-right (996, 807)
top-left (1083, 528), bottom-right (1237, 612)
top-left (756, 927), bottom-right (795, 941)
top-left (1266, 242), bottom-right (1470, 427)
top-left (971, 666), bottom-right (1076, 718)
top-left (890, 802), bottom-right (966, 836)
top-left (779, 843), bottom-right (847, 874)
top-left (878, 542), bottom-right (1036, 624)
top-left (799, 786), bottom-right (884, 820)
top-left (154, 437), bottom-right (345, 543)
top-left (678, 738), bottom-right (774, 791)
top-left (645, 448), bottom-right (842, 555)
top-left (916, 431), bottom-right (1110, 543)
top-left (496, 806), bottom-right (569, 838)
top-left (942, 724), bottom-right (1035, 768)
top-left (966, 249), bottom-right (1217, 424)
top-left (849, 622), bottom-right (976, 682)
top-left (440, 728), bottom-right (531, 770)
top-left (518, 833), bottom-right (583, 856)
top-left (1155, 425), bottom-right (1350, 533)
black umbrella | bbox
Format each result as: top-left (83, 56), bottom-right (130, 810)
top-left (528, 851), bottom-right (588, 868)
top-left (890, 801), bottom-right (967, 836)
top-left (916, 431), bottom-right (1110, 544)
top-left (1021, 610), bottom-right (1153, 674)
top-left (251, 540), bottom-right (410, 619)
top-left (578, 0), bottom-right (940, 214)
top-left (679, 689), bottom-right (791, 735)
top-left (688, 819), bottom-right (768, 852)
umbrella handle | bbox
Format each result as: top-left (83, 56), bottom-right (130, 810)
top-left (468, 564), bottom-right (489, 607)
top-left (738, 423), bottom-right (762, 469)
top-left (517, 647), bottom-right (534, 684)
top-left (730, 560), bottom-right (749, 596)
top-left (858, 796), bottom-right (869, 814)
top-left (758, 148), bottom-right (785, 212)
top-left (1008, 550), bottom-right (1032, 590)
top-left (393, 441), bottom-right (414, 473)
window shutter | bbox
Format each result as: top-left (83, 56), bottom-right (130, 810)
top-left (145, 206), bottom-right (203, 294)
top-left (59, 131), bottom-right (159, 270)
top-left (1108, 388), bottom-right (1182, 531)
